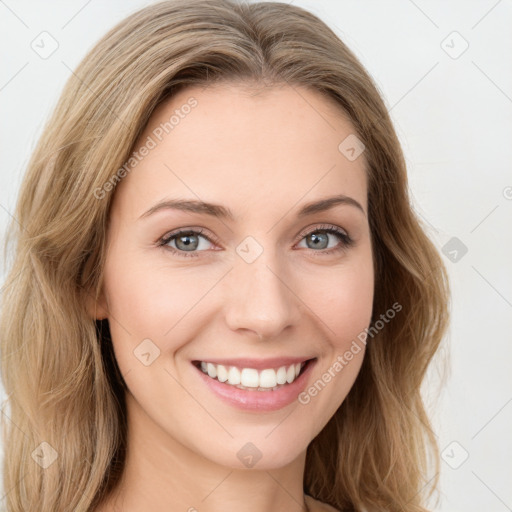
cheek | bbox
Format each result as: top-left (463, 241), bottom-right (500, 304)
top-left (297, 250), bottom-right (373, 417)
top-left (102, 249), bottom-right (217, 362)
top-left (333, 269), bottom-right (373, 345)
top-left (104, 247), bottom-right (215, 326)
top-left (314, 250), bottom-right (374, 347)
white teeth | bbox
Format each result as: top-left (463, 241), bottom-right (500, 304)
top-left (197, 361), bottom-right (307, 390)
top-left (276, 366), bottom-right (287, 385)
top-left (259, 369), bottom-right (277, 388)
top-left (216, 364), bottom-right (228, 382)
top-left (207, 362), bottom-right (217, 379)
top-left (286, 365), bottom-right (295, 384)
top-left (240, 368), bottom-right (259, 387)
top-left (228, 366), bottom-right (241, 385)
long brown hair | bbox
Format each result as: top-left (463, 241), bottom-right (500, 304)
top-left (0, 1), bottom-right (450, 510)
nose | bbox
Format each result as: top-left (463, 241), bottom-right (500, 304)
top-left (223, 248), bottom-right (302, 341)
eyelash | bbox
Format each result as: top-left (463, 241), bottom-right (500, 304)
top-left (157, 224), bottom-right (353, 259)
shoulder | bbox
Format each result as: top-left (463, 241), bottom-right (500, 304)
top-left (304, 494), bottom-right (340, 512)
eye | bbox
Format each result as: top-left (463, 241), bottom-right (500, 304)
top-left (157, 224), bottom-right (353, 258)
top-left (157, 228), bottom-right (218, 258)
top-left (295, 224), bottom-right (353, 256)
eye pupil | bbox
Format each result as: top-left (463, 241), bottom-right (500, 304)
top-left (307, 232), bottom-right (328, 249)
top-left (176, 233), bottom-right (198, 251)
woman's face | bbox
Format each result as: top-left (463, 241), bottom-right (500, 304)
top-left (97, 83), bottom-right (374, 470)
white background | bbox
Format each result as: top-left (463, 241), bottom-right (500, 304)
top-left (1, 1), bottom-right (511, 510)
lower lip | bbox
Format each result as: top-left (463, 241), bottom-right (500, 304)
top-left (193, 359), bottom-right (316, 412)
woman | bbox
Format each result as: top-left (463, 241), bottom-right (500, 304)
top-left (0, 1), bottom-right (450, 511)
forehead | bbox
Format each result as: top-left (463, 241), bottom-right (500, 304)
top-left (111, 82), bottom-right (367, 221)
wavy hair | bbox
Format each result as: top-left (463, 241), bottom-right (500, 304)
top-left (0, 1), bottom-right (450, 510)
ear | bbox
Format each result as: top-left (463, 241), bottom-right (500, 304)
top-left (85, 287), bottom-right (109, 320)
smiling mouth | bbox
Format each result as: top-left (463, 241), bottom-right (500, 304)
top-left (192, 359), bottom-right (315, 391)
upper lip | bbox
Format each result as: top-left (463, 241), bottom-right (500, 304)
top-left (192, 356), bottom-right (316, 370)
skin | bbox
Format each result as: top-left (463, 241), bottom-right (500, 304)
top-left (91, 82), bottom-right (374, 512)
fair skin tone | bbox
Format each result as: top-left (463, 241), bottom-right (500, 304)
top-left (91, 83), bottom-right (374, 512)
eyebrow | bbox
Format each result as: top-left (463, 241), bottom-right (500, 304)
top-left (139, 194), bottom-right (366, 221)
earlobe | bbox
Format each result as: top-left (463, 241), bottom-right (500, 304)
top-left (85, 288), bottom-right (109, 320)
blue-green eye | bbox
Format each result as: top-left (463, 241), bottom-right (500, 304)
top-left (158, 224), bottom-right (353, 258)
top-left (296, 225), bottom-right (353, 255)
top-left (158, 228), bottom-right (215, 258)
